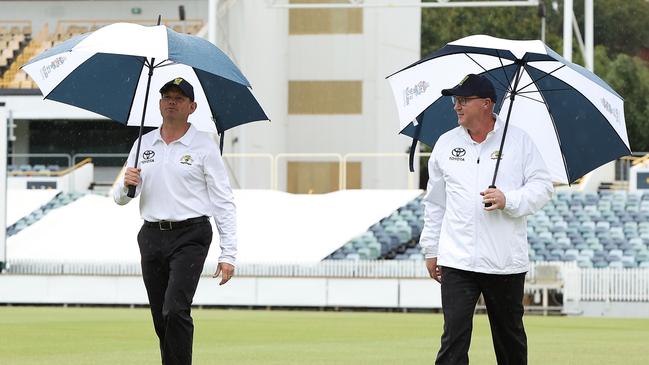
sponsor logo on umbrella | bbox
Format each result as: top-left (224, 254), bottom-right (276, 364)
top-left (40, 56), bottom-right (66, 79)
top-left (403, 80), bottom-right (430, 106)
top-left (450, 147), bottom-right (466, 161)
top-left (601, 97), bottom-right (621, 125)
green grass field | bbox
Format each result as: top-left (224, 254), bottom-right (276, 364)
top-left (0, 307), bottom-right (648, 364)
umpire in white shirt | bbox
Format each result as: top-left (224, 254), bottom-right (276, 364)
top-left (114, 77), bottom-right (237, 365)
top-left (421, 74), bottom-right (553, 365)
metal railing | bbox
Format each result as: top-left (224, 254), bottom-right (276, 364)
top-left (72, 153), bottom-right (128, 164)
top-left (11, 152), bottom-right (647, 192)
top-left (223, 153), bottom-right (274, 190)
top-left (343, 152), bottom-right (430, 190)
top-left (274, 153), bottom-right (344, 191)
top-left (8, 153), bottom-right (72, 168)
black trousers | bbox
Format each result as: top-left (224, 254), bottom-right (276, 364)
top-left (137, 220), bottom-right (212, 365)
top-left (436, 266), bottom-right (527, 365)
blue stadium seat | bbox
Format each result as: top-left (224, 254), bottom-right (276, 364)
top-left (577, 259), bottom-right (593, 268)
top-left (635, 252), bottom-right (649, 263)
top-left (595, 221), bottom-right (610, 232)
top-left (593, 260), bottom-right (609, 268)
top-left (608, 261), bottom-right (624, 269)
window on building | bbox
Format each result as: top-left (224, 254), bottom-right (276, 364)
top-left (288, 80), bottom-right (362, 114)
top-left (289, 0), bottom-right (363, 35)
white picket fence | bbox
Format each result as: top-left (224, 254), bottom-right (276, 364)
top-left (573, 268), bottom-right (649, 302)
top-left (5, 260), bottom-right (649, 302)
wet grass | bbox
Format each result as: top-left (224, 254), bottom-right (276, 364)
top-left (0, 306), bottom-right (648, 364)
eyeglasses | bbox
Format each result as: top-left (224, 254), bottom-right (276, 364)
top-left (450, 96), bottom-right (483, 106)
top-left (161, 95), bottom-right (189, 103)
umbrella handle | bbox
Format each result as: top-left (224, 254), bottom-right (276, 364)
top-left (127, 185), bottom-right (136, 198)
top-left (126, 56), bottom-right (155, 199)
top-left (484, 184), bottom-right (497, 208)
top-left (408, 114), bottom-right (424, 172)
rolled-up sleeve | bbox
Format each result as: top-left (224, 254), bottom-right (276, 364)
top-left (420, 146), bottom-right (446, 258)
top-left (203, 150), bottom-right (238, 266)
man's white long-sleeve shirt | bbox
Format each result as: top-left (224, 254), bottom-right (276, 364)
top-left (420, 115), bottom-right (553, 274)
top-left (114, 124), bottom-right (237, 266)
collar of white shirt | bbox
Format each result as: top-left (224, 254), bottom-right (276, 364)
top-left (460, 113), bottom-right (504, 144)
top-left (152, 123), bottom-right (198, 146)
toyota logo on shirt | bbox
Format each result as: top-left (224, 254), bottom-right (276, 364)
top-left (141, 150), bottom-right (155, 164)
top-left (451, 148), bottom-right (466, 157)
top-left (450, 147), bottom-right (466, 161)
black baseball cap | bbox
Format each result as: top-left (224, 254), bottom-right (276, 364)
top-left (441, 74), bottom-right (496, 102)
top-left (160, 77), bottom-right (195, 101)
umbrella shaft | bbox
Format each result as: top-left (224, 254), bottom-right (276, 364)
top-left (127, 59), bottom-right (156, 198)
top-left (490, 63), bottom-right (524, 187)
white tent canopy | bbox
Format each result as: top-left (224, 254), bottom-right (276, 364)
top-left (6, 190), bottom-right (422, 264)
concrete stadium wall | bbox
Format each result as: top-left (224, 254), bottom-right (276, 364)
top-left (3, 261), bottom-right (649, 317)
top-left (0, 275), bottom-right (442, 309)
top-left (571, 301), bottom-right (649, 317)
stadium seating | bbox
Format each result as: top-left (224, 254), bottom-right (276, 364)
top-left (0, 21), bottom-right (37, 89)
top-left (328, 190), bottom-right (649, 268)
top-left (8, 164), bottom-right (65, 175)
top-left (1, 19), bottom-right (204, 89)
top-left (327, 196), bottom-right (424, 261)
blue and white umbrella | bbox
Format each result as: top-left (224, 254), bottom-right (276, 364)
top-left (387, 35), bottom-right (630, 184)
top-left (23, 22), bottom-right (268, 134)
top-left (23, 21), bottom-right (269, 197)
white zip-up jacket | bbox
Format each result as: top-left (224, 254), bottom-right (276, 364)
top-left (420, 115), bottom-right (553, 274)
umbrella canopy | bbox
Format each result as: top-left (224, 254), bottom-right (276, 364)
top-left (387, 35), bottom-right (630, 184)
top-left (22, 22), bottom-right (269, 134)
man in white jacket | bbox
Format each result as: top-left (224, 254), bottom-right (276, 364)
top-left (421, 74), bottom-right (553, 365)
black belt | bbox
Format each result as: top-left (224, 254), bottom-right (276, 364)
top-left (143, 216), bottom-right (209, 231)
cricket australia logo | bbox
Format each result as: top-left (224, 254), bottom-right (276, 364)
top-left (403, 81), bottom-right (430, 106)
top-left (180, 154), bottom-right (194, 165)
top-left (449, 147), bottom-right (466, 161)
top-left (490, 151), bottom-right (503, 160)
top-left (40, 56), bottom-right (67, 79)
